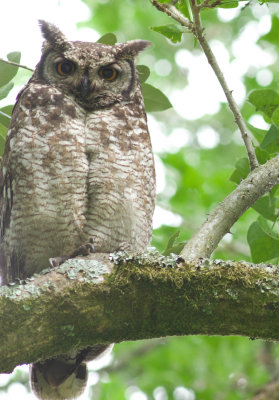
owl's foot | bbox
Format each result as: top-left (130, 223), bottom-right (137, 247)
top-left (70, 237), bottom-right (95, 258)
top-left (49, 238), bottom-right (94, 268)
top-left (49, 256), bottom-right (67, 268)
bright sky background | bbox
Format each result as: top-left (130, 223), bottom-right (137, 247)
top-left (0, 1), bottom-right (278, 398)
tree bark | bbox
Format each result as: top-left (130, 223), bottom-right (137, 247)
top-left (1, 252), bottom-right (279, 374)
top-left (181, 154), bottom-right (279, 260)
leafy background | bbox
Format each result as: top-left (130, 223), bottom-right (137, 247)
top-left (1, 0), bottom-right (279, 399)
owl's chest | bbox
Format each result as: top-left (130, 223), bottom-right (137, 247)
top-left (82, 106), bottom-right (154, 252)
top-left (85, 106), bottom-right (148, 185)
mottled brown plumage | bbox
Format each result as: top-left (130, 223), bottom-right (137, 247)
top-left (0, 20), bottom-right (155, 400)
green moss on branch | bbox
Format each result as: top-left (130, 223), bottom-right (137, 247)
top-left (0, 252), bottom-right (279, 373)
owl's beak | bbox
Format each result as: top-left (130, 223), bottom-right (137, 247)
top-left (78, 74), bottom-right (91, 98)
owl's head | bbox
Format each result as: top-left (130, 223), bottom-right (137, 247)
top-left (35, 20), bottom-right (150, 110)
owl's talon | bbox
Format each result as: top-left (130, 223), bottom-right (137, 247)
top-left (49, 256), bottom-right (67, 268)
top-left (88, 237), bottom-right (94, 252)
top-left (70, 238), bottom-right (95, 258)
top-left (48, 239), bottom-right (94, 268)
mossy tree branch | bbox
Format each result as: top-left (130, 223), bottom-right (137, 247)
top-left (1, 252), bottom-right (279, 374)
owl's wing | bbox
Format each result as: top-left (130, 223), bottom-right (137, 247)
top-left (0, 138), bottom-right (14, 284)
top-left (0, 169), bottom-right (12, 242)
top-left (0, 85), bottom-right (27, 236)
top-left (0, 89), bottom-right (25, 284)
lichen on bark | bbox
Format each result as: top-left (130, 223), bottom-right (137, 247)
top-left (1, 252), bottom-right (279, 374)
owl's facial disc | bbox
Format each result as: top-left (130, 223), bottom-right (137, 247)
top-left (39, 49), bottom-right (134, 110)
top-left (73, 73), bottom-right (101, 106)
top-left (72, 63), bottom-right (123, 109)
top-left (76, 72), bottom-right (91, 99)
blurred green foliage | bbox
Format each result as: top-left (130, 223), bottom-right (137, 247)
top-left (97, 336), bottom-right (271, 400)
top-left (1, 0), bottom-right (279, 398)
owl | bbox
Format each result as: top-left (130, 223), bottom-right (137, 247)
top-left (0, 20), bottom-right (155, 400)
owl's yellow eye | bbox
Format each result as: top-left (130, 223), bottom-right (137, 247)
top-left (56, 60), bottom-right (75, 76)
top-left (98, 66), bottom-right (118, 81)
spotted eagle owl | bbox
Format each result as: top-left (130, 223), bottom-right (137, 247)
top-left (0, 20), bottom-right (155, 400)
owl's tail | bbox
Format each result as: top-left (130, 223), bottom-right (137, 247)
top-left (30, 345), bottom-right (109, 400)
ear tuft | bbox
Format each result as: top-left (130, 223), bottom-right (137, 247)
top-left (116, 40), bottom-right (151, 58)
top-left (38, 20), bottom-right (70, 52)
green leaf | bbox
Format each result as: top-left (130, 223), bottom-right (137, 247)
top-left (257, 216), bottom-right (279, 239)
top-left (137, 65), bottom-right (150, 83)
top-left (7, 51), bottom-right (21, 64)
top-left (218, 1), bottom-right (239, 8)
top-left (0, 122), bottom-right (8, 156)
top-left (247, 122), bottom-right (267, 144)
top-left (97, 33), bottom-right (117, 45)
top-left (0, 105), bottom-right (12, 129)
top-left (167, 230), bottom-right (180, 248)
top-left (0, 82), bottom-right (14, 101)
top-left (165, 242), bottom-right (187, 255)
top-left (248, 89), bottom-right (279, 118)
top-left (141, 83), bottom-right (172, 112)
top-left (272, 106), bottom-right (279, 127)
top-left (260, 124), bottom-right (279, 151)
top-left (264, 257), bottom-right (279, 264)
top-left (229, 158), bottom-right (250, 184)
top-left (0, 52), bottom-right (21, 87)
top-left (151, 24), bottom-right (189, 43)
top-left (247, 218), bottom-right (279, 263)
top-left (162, 230), bottom-right (180, 255)
top-left (271, 184), bottom-right (279, 197)
top-left (255, 147), bottom-right (270, 164)
top-left (176, 1), bottom-right (191, 19)
top-left (252, 195), bottom-right (276, 222)
top-left (259, 16), bottom-right (279, 46)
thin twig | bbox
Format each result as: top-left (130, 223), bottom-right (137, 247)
top-left (0, 58), bottom-right (34, 72)
top-left (151, 0), bottom-right (258, 171)
top-left (152, 0), bottom-right (195, 32)
top-left (0, 111), bottom-right (11, 120)
top-left (190, 0), bottom-right (258, 170)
